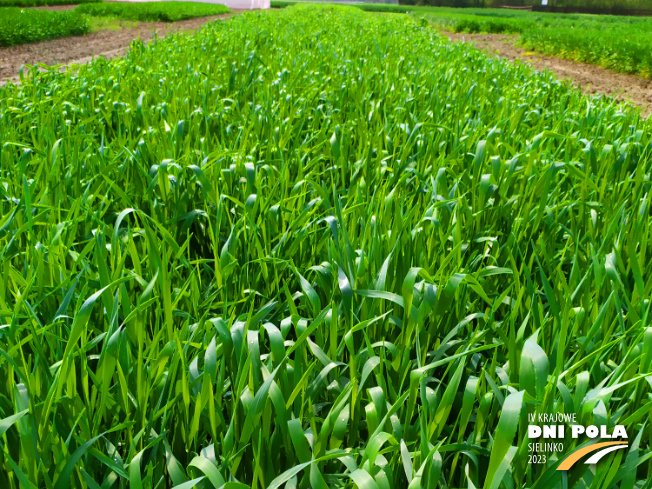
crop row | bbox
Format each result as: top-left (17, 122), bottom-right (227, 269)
top-left (1, 4), bottom-right (652, 488)
top-left (361, 4), bottom-right (652, 78)
top-left (0, 8), bottom-right (89, 47)
top-left (0, 0), bottom-right (98, 7)
top-left (273, 3), bottom-right (652, 78)
top-left (0, 2), bottom-right (230, 48)
top-left (76, 2), bottom-right (230, 23)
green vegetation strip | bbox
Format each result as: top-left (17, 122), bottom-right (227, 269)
top-left (0, 2), bottom-right (230, 49)
top-left (334, 2), bottom-right (652, 78)
top-left (272, 3), bottom-right (652, 77)
top-left (0, 7), bottom-right (89, 47)
top-left (76, 1), bottom-right (230, 22)
top-left (372, 0), bottom-right (652, 9)
top-left (519, 21), bottom-right (652, 77)
top-left (412, 7), bottom-right (652, 77)
top-left (0, 0), bottom-right (98, 6)
top-left (1, 4), bottom-right (652, 488)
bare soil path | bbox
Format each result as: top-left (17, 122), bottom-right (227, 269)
top-left (441, 31), bottom-right (652, 117)
top-left (32, 4), bottom-right (77, 10)
top-left (0, 10), bottom-right (242, 83)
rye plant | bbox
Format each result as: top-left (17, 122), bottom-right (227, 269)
top-left (75, 2), bottom-right (230, 23)
top-left (0, 8), bottom-right (89, 47)
top-left (0, 5), bottom-right (651, 488)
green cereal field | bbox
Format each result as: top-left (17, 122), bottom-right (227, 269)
top-left (0, 4), bottom-right (651, 489)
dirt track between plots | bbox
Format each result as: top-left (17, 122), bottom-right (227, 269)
top-left (0, 11), bottom-right (242, 83)
top-left (441, 31), bottom-right (652, 117)
top-left (33, 4), bottom-right (77, 10)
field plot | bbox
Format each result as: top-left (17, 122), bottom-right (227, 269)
top-left (0, 2), bottom-right (230, 48)
top-left (0, 0), bottom-right (98, 7)
top-left (76, 2), bottom-right (230, 23)
top-left (0, 8), bottom-right (89, 47)
top-left (323, 3), bottom-right (652, 79)
top-left (1, 4), bottom-right (652, 489)
top-left (436, 31), bottom-right (652, 117)
top-left (422, 8), bottom-right (652, 77)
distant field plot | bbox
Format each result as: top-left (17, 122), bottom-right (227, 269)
top-left (519, 21), bottom-right (652, 77)
top-left (0, 8), bottom-right (89, 46)
top-left (274, 2), bottom-right (652, 77)
top-left (377, 0), bottom-right (652, 10)
top-left (76, 2), bottom-right (230, 22)
top-left (0, 0), bottom-right (98, 6)
top-left (1, 4), bottom-right (651, 489)
top-left (356, 3), bottom-right (652, 77)
top-left (0, 2), bottom-right (231, 49)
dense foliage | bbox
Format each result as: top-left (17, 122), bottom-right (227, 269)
top-left (400, 0), bottom-right (652, 9)
top-left (438, 9), bottom-right (652, 77)
top-left (0, 2), bottom-right (231, 49)
top-left (348, 3), bottom-right (652, 77)
top-left (0, 7), bottom-right (89, 47)
top-left (76, 2), bottom-right (230, 23)
top-left (539, 0), bottom-right (651, 5)
top-left (520, 21), bottom-right (652, 77)
top-left (1, 4), bottom-right (652, 489)
top-left (0, 0), bottom-right (98, 6)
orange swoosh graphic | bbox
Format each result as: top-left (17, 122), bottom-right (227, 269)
top-left (557, 441), bottom-right (628, 470)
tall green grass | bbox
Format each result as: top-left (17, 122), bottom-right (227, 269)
top-left (369, 3), bottom-right (652, 77)
top-left (334, 2), bottom-right (652, 78)
top-left (0, 0), bottom-right (98, 6)
top-left (76, 2), bottom-right (230, 23)
top-left (404, 0), bottom-right (652, 8)
top-left (0, 7), bottom-right (89, 47)
top-left (520, 23), bottom-right (652, 76)
top-left (1, 4), bottom-right (651, 488)
top-left (0, 2), bottom-right (231, 49)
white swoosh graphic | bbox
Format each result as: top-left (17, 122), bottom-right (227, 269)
top-left (584, 444), bottom-right (628, 464)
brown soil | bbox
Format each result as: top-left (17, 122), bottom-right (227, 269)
top-left (0, 11), bottom-right (242, 83)
top-left (32, 4), bottom-right (77, 10)
top-left (441, 31), bottom-right (652, 117)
